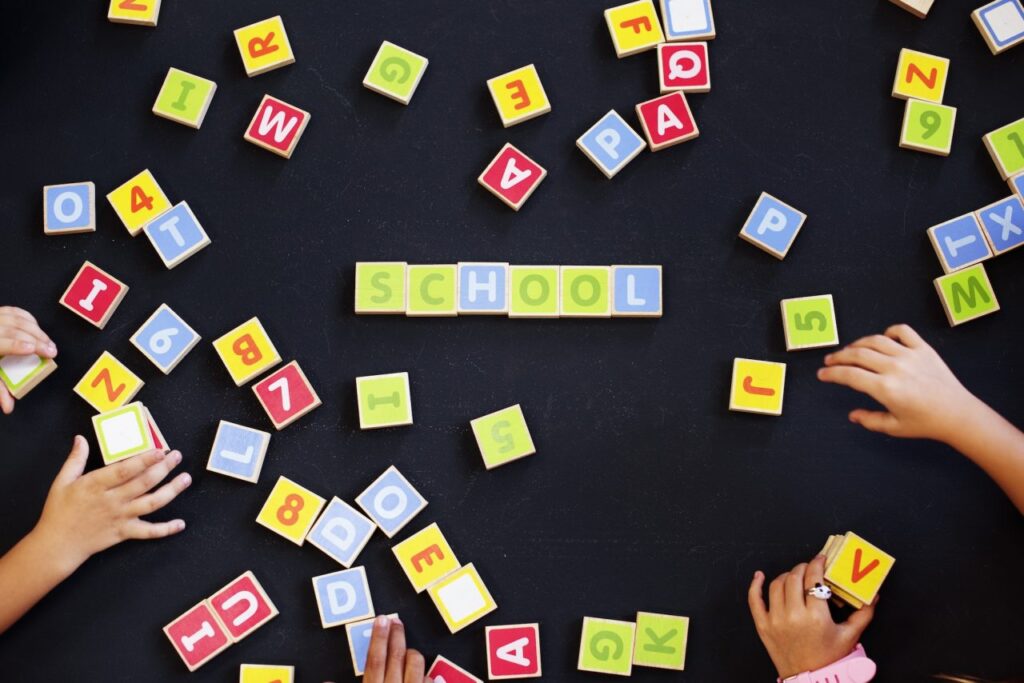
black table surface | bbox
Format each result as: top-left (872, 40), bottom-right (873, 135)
top-left (1, 1), bottom-right (1022, 681)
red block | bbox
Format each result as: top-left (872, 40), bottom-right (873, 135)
top-left (635, 92), bottom-right (699, 151)
top-left (486, 623), bottom-right (542, 679)
top-left (207, 571), bottom-right (278, 642)
top-left (477, 143), bottom-right (547, 211)
top-left (252, 360), bottom-right (321, 429)
top-left (163, 601), bottom-right (231, 671)
top-left (59, 262), bottom-right (128, 329)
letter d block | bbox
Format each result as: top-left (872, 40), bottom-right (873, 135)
top-left (212, 317), bottom-right (281, 386)
top-left (392, 522), bottom-right (460, 592)
top-left (306, 497), bottom-right (376, 568)
top-left (312, 567), bottom-right (374, 628)
top-left (363, 41), bottom-right (429, 105)
top-left (355, 262), bottom-right (408, 314)
top-left (356, 372), bottom-right (413, 429)
top-left (470, 404), bottom-right (536, 470)
top-left (578, 617), bottom-right (636, 676)
top-left (738, 192), bottom-right (807, 260)
top-left (633, 612), bottom-right (689, 670)
top-left (163, 601), bottom-right (231, 671)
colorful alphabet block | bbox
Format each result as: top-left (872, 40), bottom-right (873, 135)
top-left (973, 0), bottom-right (1024, 54)
top-left (164, 601), bottom-right (231, 671)
top-left (207, 420), bottom-right (271, 484)
top-left (478, 143), bottom-right (547, 211)
top-left (130, 304), bottom-right (200, 374)
top-left (244, 95), bottom-right (311, 159)
top-left (658, 42), bottom-right (710, 93)
top-left (977, 195), bottom-right (1024, 255)
top-left (891, 48), bottom-right (949, 103)
top-left (93, 402), bottom-right (155, 465)
top-left (212, 318), bottom-right (282, 386)
top-left (152, 68), bottom-right (217, 129)
top-left (59, 261), bottom-right (128, 329)
top-left (457, 263), bottom-right (509, 315)
top-left (234, 16), bottom-right (295, 77)
top-left (407, 264), bottom-right (458, 316)
top-left (605, 0), bottom-right (665, 57)
top-left (729, 359), bottom-right (786, 416)
top-left (934, 263), bottom-right (999, 326)
top-left (780, 295), bottom-right (839, 351)
top-left (312, 567), bottom-right (374, 628)
top-left (43, 182), bottom-right (95, 235)
top-left (633, 612), bottom-right (688, 670)
top-left (899, 99), bottom-right (956, 156)
top-left (576, 110), bottom-right (647, 179)
top-left (363, 41), bottom-right (429, 105)
top-left (255, 476), bottom-right (326, 545)
top-left (738, 192), bottom-right (807, 259)
top-left (392, 522), bottom-right (460, 593)
top-left (823, 532), bottom-right (895, 607)
top-left (578, 617), bottom-right (636, 676)
top-left (106, 169), bottom-right (172, 236)
top-left (142, 202), bottom-right (211, 269)
top-left (983, 116), bottom-right (1024, 179)
top-left (486, 624), bottom-right (542, 679)
top-left (355, 465), bottom-right (427, 537)
top-left (428, 655), bottom-right (484, 683)
top-left (252, 361), bottom-right (322, 430)
top-left (470, 405), bottom-right (536, 470)
top-left (659, 0), bottom-right (716, 41)
top-left (1011, 171), bottom-right (1024, 203)
top-left (108, 0), bottom-right (161, 26)
top-left (306, 497), bottom-right (376, 568)
top-left (888, 0), bottom-right (934, 18)
top-left (74, 351), bottom-right (144, 413)
top-left (208, 571), bottom-right (278, 643)
top-left (355, 262), bottom-right (408, 314)
top-left (611, 266), bottom-right (663, 317)
top-left (560, 266), bottom-right (611, 318)
top-left (508, 266), bottom-right (560, 318)
top-left (240, 664), bottom-right (295, 683)
top-left (146, 406), bottom-right (168, 450)
top-left (346, 614), bottom-right (398, 676)
top-left (486, 65), bottom-right (551, 127)
top-left (427, 563), bottom-right (497, 634)
top-left (927, 213), bottom-right (992, 273)
top-left (356, 372), bottom-right (413, 429)
top-left (635, 92), bottom-right (699, 151)
top-left (0, 354), bottom-right (56, 400)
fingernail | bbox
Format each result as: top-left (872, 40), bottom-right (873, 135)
top-left (374, 615), bottom-right (389, 630)
top-left (46, 342), bottom-right (57, 356)
top-left (817, 369), bottom-right (826, 379)
top-left (172, 451), bottom-right (182, 464)
top-left (391, 614), bottom-right (402, 624)
top-left (163, 449), bottom-right (171, 455)
top-left (181, 473), bottom-right (192, 487)
top-left (175, 520), bottom-right (186, 531)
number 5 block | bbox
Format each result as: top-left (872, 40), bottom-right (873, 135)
top-left (780, 294), bottom-right (839, 351)
top-left (899, 99), bottom-right (956, 156)
top-left (130, 304), bottom-right (201, 374)
top-left (252, 361), bottom-right (322, 430)
top-left (728, 358), bottom-right (786, 416)
top-left (59, 261), bottom-right (129, 329)
top-left (255, 476), bottom-right (326, 545)
top-left (106, 169), bottom-right (171, 237)
top-left (470, 404), bottom-right (536, 470)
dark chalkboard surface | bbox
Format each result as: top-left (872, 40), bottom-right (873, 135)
top-left (1, 1), bottom-right (1022, 681)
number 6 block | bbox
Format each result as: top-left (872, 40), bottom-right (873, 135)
top-left (780, 294), bottom-right (839, 351)
top-left (255, 475), bottom-right (326, 545)
top-left (130, 304), bottom-right (201, 374)
top-left (252, 360), bottom-right (322, 430)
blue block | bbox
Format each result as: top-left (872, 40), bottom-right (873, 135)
top-left (739, 193), bottom-right (806, 258)
top-left (347, 619), bottom-right (376, 675)
top-left (929, 214), bottom-right (992, 271)
top-left (355, 466), bottom-right (426, 538)
top-left (661, 0), bottom-right (715, 40)
top-left (44, 182), bottom-right (94, 233)
top-left (307, 498), bottom-right (376, 567)
top-left (143, 202), bottom-right (209, 268)
top-left (206, 421), bottom-right (270, 483)
top-left (313, 568), bottom-right (374, 627)
top-left (978, 196), bottom-right (1024, 254)
top-left (458, 263), bottom-right (508, 313)
top-left (131, 304), bottom-right (199, 373)
top-left (577, 110), bottom-right (646, 178)
top-left (977, 0), bottom-right (1024, 50)
top-left (612, 266), bottom-right (662, 316)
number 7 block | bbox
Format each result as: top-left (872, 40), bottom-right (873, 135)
top-left (252, 360), bottom-right (322, 430)
top-left (255, 475), bottom-right (326, 545)
top-left (59, 262), bottom-right (129, 329)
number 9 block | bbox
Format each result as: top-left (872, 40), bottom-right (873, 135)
top-left (255, 476), bottom-right (326, 545)
top-left (899, 99), bottom-right (956, 157)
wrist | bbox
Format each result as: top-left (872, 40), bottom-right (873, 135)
top-left (941, 393), bottom-right (1001, 453)
top-left (26, 525), bottom-right (88, 578)
top-left (778, 644), bottom-right (875, 683)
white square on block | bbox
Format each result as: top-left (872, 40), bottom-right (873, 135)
top-left (987, 2), bottom-right (1024, 42)
top-left (0, 355), bottom-right (39, 384)
top-left (102, 412), bottom-right (147, 453)
top-left (667, 0), bottom-right (711, 33)
top-left (437, 574), bottom-right (487, 623)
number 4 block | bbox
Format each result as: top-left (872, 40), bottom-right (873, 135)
top-left (59, 261), bottom-right (129, 329)
top-left (106, 169), bottom-right (171, 237)
top-left (780, 294), bottom-right (839, 351)
top-left (255, 475), bottom-right (326, 545)
top-left (934, 263), bottom-right (999, 327)
top-left (899, 99), bottom-right (956, 156)
top-left (729, 358), bottom-right (786, 416)
top-left (470, 404), bottom-right (536, 470)
top-left (252, 360), bottom-right (322, 430)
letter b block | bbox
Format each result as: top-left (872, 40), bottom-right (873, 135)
top-left (633, 612), bottom-right (688, 670)
top-left (471, 404), bottom-right (536, 470)
top-left (363, 41), bottom-right (429, 105)
top-left (392, 522), bottom-right (460, 593)
top-left (578, 617), bottom-right (636, 676)
top-left (356, 372), bottom-right (413, 429)
top-left (212, 317), bottom-right (281, 386)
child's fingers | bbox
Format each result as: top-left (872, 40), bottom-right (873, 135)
top-left (746, 571), bottom-right (769, 631)
top-left (849, 334), bottom-right (906, 357)
top-left (849, 409), bottom-right (901, 435)
top-left (823, 347), bottom-right (892, 374)
top-left (0, 334), bottom-right (43, 357)
top-left (127, 472), bottom-right (191, 517)
top-left (385, 619), bottom-right (408, 683)
top-left (0, 384), bottom-right (14, 415)
top-left (403, 649), bottom-right (425, 683)
top-left (364, 616), bottom-right (393, 683)
top-left (122, 518), bottom-right (186, 540)
top-left (767, 572), bottom-right (786, 613)
top-left (0, 307), bottom-right (39, 325)
top-left (94, 449), bottom-right (168, 489)
top-left (115, 451), bottom-right (182, 499)
top-left (53, 436), bottom-right (90, 487)
top-left (817, 366), bottom-right (882, 398)
top-left (885, 324), bottom-right (925, 349)
top-left (0, 315), bottom-right (56, 354)
top-left (784, 562), bottom-right (808, 611)
top-left (840, 595), bottom-right (878, 642)
top-left (804, 555), bottom-right (830, 615)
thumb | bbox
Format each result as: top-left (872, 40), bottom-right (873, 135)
top-left (849, 410), bottom-right (900, 435)
top-left (839, 595), bottom-right (878, 644)
top-left (53, 435), bottom-right (89, 487)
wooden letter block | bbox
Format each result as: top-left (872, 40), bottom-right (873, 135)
top-left (576, 110), bottom-right (647, 179)
top-left (780, 294), bottom-right (839, 351)
top-left (312, 567), bottom-right (374, 628)
top-left (355, 262), bottom-right (408, 314)
top-left (212, 317), bottom-right (282, 386)
top-left (74, 351), bottom-right (144, 413)
top-left (578, 617), bottom-right (636, 676)
top-left (207, 420), bottom-right (271, 484)
top-left (486, 623), bottom-right (542, 679)
top-left (143, 202), bottom-right (211, 269)
top-left (59, 261), bottom-right (128, 329)
top-left (363, 41), bottom-right (429, 105)
top-left (976, 195), bottom-right (1024, 255)
top-left (561, 266), bottom-right (611, 318)
top-left (508, 266), bottom-right (560, 318)
top-left (407, 265), bottom-right (458, 316)
top-left (131, 304), bottom-right (201, 374)
top-left (478, 144), bottom-right (547, 211)
top-left (0, 354), bottom-right (56, 400)
top-left (658, 42), bottom-right (711, 93)
top-left (252, 360), bottom-right (322, 430)
top-left (209, 571), bottom-right (278, 643)
top-left (43, 182), bottom-right (95, 235)
top-left (428, 655), bottom-right (484, 683)
top-left (738, 192), bottom-right (807, 259)
top-left (427, 564), bottom-right (497, 634)
top-left (93, 402), bottom-right (155, 465)
top-left (984, 116), bottom-right (1024, 179)
top-left (729, 359), bottom-right (786, 416)
top-left (899, 99), bottom-right (956, 156)
top-left (659, 0), bottom-right (716, 41)
top-left (234, 16), bottom-right (295, 77)
top-left (486, 65), bottom-right (551, 127)
top-left (457, 263), bottom-right (509, 315)
top-left (1009, 171), bottom-right (1024, 203)
top-left (891, 48), bottom-right (949, 103)
top-left (106, 169), bottom-right (171, 236)
top-left (306, 497), bottom-right (376, 568)
top-left (152, 68), bottom-right (217, 129)
top-left (164, 601), bottom-right (231, 671)
top-left (346, 614), bottom-right (398, 676)
top-left (972, 0), bottom-right (1024, 54)
top-left (108, 0), bottom-right (161, 26)
top-left (605, 0), bottom-right (665, 57)
top-left (633, 612), bottom-right (688, 670)
top-left (255, 475), bottom-right (326, 545)
top-left (356, 372), bottom-right (413, 429)
top-left (927, 214), bottom-right (992, 273)
top-left (471, 404), bottom-right (536, 470)
top-left (355, 465), bottom-right (427, 537)
top-left (392, 522), bottom-right (460, 593)
top-left (239, 664), bottom-right (295, 683)
top-left (888, 0), bottom-right (934, 18)
top-left (934, 263), bottom-right (999, 327)
top-left (611, 265), bottom-right (662, 317)
top-left (244, 95), bottom-right (311, 159)
top-left (823, 532), bottom-right (895, 607)
top-left (635, 92), bottom-right (699, 151)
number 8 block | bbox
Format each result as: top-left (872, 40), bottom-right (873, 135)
top-left (130, 304), bottom-right (201, 374)
top-left (255, 475), bottom-right (326, 545)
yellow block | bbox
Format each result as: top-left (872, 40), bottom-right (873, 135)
top-left (605, 0), bottom-right (665, 57)
top-left (255, 476), bottom-right (326, 546)
top-left (73, 351), bottom-right (144, 413)
top-left (106, 169), bottom-right (172, 236)
top-left (392, 523), bottom-right (461, 593)
top-left (486, 65), bottom-right (551, 127)
top-left (728, 358), bottom-right (786, 416)
top-left (427, 563), bottom-right (497, 633)
top-left (233, 15), bottom-right (295, 77)
top-left (212, 317), bottom-right (281, 386)
top-left (108, 0), bottom-right (161, 26)
top-left (824, 532), bottom-right (895, 605)
top-left (240, 664), bottom-right (294, 683)
top-left (891, 48), bottom-right (949, 103)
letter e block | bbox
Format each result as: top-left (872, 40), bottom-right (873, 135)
top-left (392, 522), bottom-right (460, 593)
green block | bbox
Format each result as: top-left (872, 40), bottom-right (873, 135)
top-left (781, 294), bottom-right (839, 350)
top-left (355, 262), bottom-right (407, 313)
top-left (152, 68), bottom-right (217, 128)
top-left (935, 264), bottom-right (999, 326)
top-left (356, 373), bottom-right (413, 429)
top-left (509, 267), bottom-right (559, 318)
top-left (407, 265), bottom-right (457, 316)
top-left (901, 99), bottom-right (955, 156)
top-left (986, 116), bottom-right (1024, 178)
top-left (560, 267), bottom-right (611, 318)
top-left (578, 618), bottom-right (635, 676)
top-left (363, 41), bottom-right (429, 104)
top-left (633, 612), bottom-right (689, 671)
top-left (470, 404), bottom-right (535, 469)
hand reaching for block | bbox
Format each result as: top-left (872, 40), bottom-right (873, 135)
top-left (0, 306), bottom-right (58, 414)
top-left (362, 615), bottom-right (431, 683)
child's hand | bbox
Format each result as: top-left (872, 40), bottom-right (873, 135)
top-left (31, 436), bottom-right (191, 573)
top-left (0, 307), bottom-right (58, 414)
top-left (817, 324), bottom-right (980, 444)
top-left (363, 615), bottom-right (429, 683)
top-left (748, 556), bottom-right (875, 679)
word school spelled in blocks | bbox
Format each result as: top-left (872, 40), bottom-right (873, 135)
top-left (927, 214), bottom-right (992, 273)
top-left (891, 48), bottom-right (949, 103)
top-left (392, 522), bottom-right (461, 593)
top-left (363, 41), bottom-right (429, 105)
top-left (206, 420), bottom-right (271, 484)
top-left (729, 359), bottom-right (786, 416)
top-left (427, 563), bottom-right (497, 633)
top-left (900, 99), bottom-right (956, 156)
top-left (73, 351), bottom-right (143, 413)
top-left (486, 65), bottom-right (551, 128)
top-left (934, 263), bottom-right (999, 326)
top-left (107, 169), bottom-right (171, 236)
top-left (658, 42), bottom-right (711, 94)
top-left (208, 571), bottom-right (278, 643)
top-left (244, 95), bottom-right (311, 159)
top-left (973, 0), bottom-right (1024, 54)
top-left (355, 465), bottom-right (427, 538)
top-left (780, 294), bottom-right (839, 351)
top-left (153, 68), bottom-right (217, 129)
top-left (163, 601), bottom-right (231, 671)
top-left (635, 92), bottom-right (699, 151)
top-left (612, 265), bottom-right (662, 317)
top-left (738, 192), bottom-right (807, 259)
top-left (478, 144), bottom-right (547, 211)
top-left (471, 404), bottom-right (536, 470)
top-left (240, 664), bottom-right (294, 683)
top-left (984, 116), bottom-right (1024, 179)
top-left (93, 402), bottom-right (154, 465)
top-left (356, 372), bottom-right (413, 429)
top-left (307, 497), bottom-right (376, 568)
top-left (256, 475), bottom-right (326, 545)
top-left (213, 317), bottom-right (282, 386)
top-left (347, 614), bottom-right (398, 676)
top-left (131, 304), bottom-right (200, 374)
top-left (59, 261), bottom-right (128, 329)
top-left (823, 532), bottom-right (895, 607)
top-left (428, 655), bottom-right (484, 683)
top-left (660, 0), bottom-right (716, 41)
top-left (43, 182), bottom-right (95, 235)
top-left (312, 567), bottom-right (374, 628)
top-left (355, 262), bottom-right (407, 314)
top-left (108, 0), bottom-right (161, 26)
top-left (578, 617), bottom-right (636, 676)
top-left (605, 0), bottom-right (665, 57)
top-left (234, 16), bottom-right (295, 77)
top-left (0, 354), bottom-right (56, 400)
top-left (143, 201), bottom-right (211, 269)
top-left (977, 195), bottom-right (1024, 255)
top-left (633, 612), bottom-right (689, 670)
top-left (486, 623), bottom-right (542, 679)
top-left (252, 361), bottom-right (322, 430)
top-left (576, 110), bottom-right (647, 179)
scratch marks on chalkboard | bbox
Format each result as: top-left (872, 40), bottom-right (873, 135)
top-left (305, 65), bottom-right (355, 117)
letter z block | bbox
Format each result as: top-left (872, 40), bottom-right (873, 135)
top-left (780, 294), bottom-right (839, 351)
top-left (152, 68), bottom-right (217, 129)
top-left (605, 0), bottom-right (665, 57)
top-left (478, 143), bottom-right (547, 211)
top-left (660, 0), bottom-right (716, 41)
top-left (255, 475), bottom-right (326, 545)
top-left (355, 465), bottom-right (427, 538)
top-left (486, 623), bottom-right (542, 679)
top-left (93, 402), bottom-right (155, 465)
top-left (934, 263), bottom-right (999, 326)
top-left (576, 110), bottom-right (647, 179)
top-left (163, 601), bottom-right (231, 671)
top-left (486, 64), bottom-right (551, 127)
top-left (427, 564), bottom-right (497, 634)
top-left (823, 532), bottom-right (895, 607)
top-left (106, 169), bottom-right (171, 236)
top-left (471, 404), bottom-right (536, 470)
top-left (244, 95), bottom-right (311, 159)
top-left (240, 664), bottom-right (295, 683)
top-left (578, 617), bottom-right (636, 676)
top-left (207, 420), bottom-right (271, 484)
top-left (312, 567), bottom-right (374, 628)
top-left (252, 360), bottom-right (322, 430)
top-left (59, 261), bottom-right (128, 329)
top-left (392, 522), bottom-right (460, 593)
top-left (212, 317), bottom-right (282, 386)
top-left (355, 262), bottom-right (408, 314)
top-left (43, 182), bottom-right (95, 235)
top-left (356, 372), bottom-right (413, 429)
top-left (108, 0), bottom-right (162, 26)
top-left (738, 192), bottom-right (807, 259)
top-left (633, 612), bottom-right (688, 670)
top-left (74, 351), bottom-right (144, 412)
top-left (899, 99), bottom-right (956, 156)
top-left (984, 116), bottom-right (1024, 179)
top-left (306, 497), bottom-right (376, 568)
top-left (428, 656), bottom-right (484, 683)
top-left (976, 195), bottom-right (1024, 255)
top-left (363, 41), bottom-right (429, 105)
top-left (972, 0), bottom-right (1024, 55)
top-left (208, 571), bottom-right (278, 643)
top-left (635, 92), bottom-right (699, 151)
top-left (729, 358), bottom-right (786, 416)
top-left (0, 354), bottom-right (56, 400)
top-left (891, 48), bottom-right (949, 103)
top-left (234, 16), bottom-right (295, 77)
top-left (927, 214), bottom-right (992, 273)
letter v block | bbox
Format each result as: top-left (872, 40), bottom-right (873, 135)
top-left (633, 612), bottom-right (689, 670)
top-left (478, 143), bottom-right (547, 211)
top-left (486, 623), bottom-right (542, 679)
top-left (207, 571), bottom-right (279, 643)
top-left (823, 532), bottom-right (895, 607)
top-left (244, 95), bottom-right (311, 159)
top-left (391, 522), bottom-right (460, 593)
top-left (975, 195), bottom-right (1024, 255)
top-left (206, 420), bottom-right (271, 483)
top-left (163, 601), bottom-right (232, 671)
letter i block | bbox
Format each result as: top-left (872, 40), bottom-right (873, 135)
top-left (356, 372), bottom-right (413, 429)
top-left (984, 116), bottom-right (1024, 179)
top-left (93, 402), bottom-right (155, 465)
top-left (392, 522), bottom-right (461, 593)
top-left (660, 0), bottom-right (716, 41)
top-left (729, 359), bottom-right (786, 416)
top-left (363, 41), bottom-right (430, 105)
top-left (578, 617), bottom-right (636, 676)
top-left (240, 664), bottom-right (295, 683)
top-left (635, 92), bottom-right (699, 151)
top-left (212, 317), bottom-right (282, 386)
top-left (428, 656), bottom-right (484, 683)
top-left (252, 360), bottom-right (322, 430)
top-left (143, 202), bottom-right (211, 269)
top-left (927, 214), bottom-right (992, 273)
top-left (486, 64), bottom-right (551, 128)
top-left (576, 110), bottom-right (647, 179)
top-left (355, 465), bottom-right (428, 538)
top-left (0, 354), bottom-right (56, 400)
top-left (780, 294), bottom-right (839, 351)
top-left (457, 262), bottom-right (509, 315)
top-left (478, 144), bottom-right (547, 211)
top-left (972, 0), bottom-right (1024, 55)
top-left (207, 420), bottom-right (271, 484)
top-left (163, 601), bottom-right (232, 671)
top-left (738, 192), bottom-right (807, 259)
top-left (605, 0), bottom-right (665, 57)
top-left (306, 497), bottom-right (376, 568)
top-left (355, 262), bottom-right (408, 314)
top-left (43, 182), bottom-right (95, 235)
top-left (59, 261), bottom-right (129, 329)
top-left (899, 99), bottom-right (956, 156)
top-left (977, 195), bottom-right (1024, 255)
top-left (131, 304), bottom-right (201, 374)
top-left (312, 567), bottom-right (374, 628)
top-left (470, 404), bottom-right (536, 470)
top-left (934, 263), bottom-right (1000, 326)
top-left (108, 0), bottom-right (162, 26)
top-left (255, 476), bottom-right (326, 545)
top-left (427, 564), bottom-right (497, 634)
top-left (407, 264), bottom-right (458, 316)
top-left (633, 612), bottom-right (689, 670)
top-left (208, 571), bottom-right (278, 643)
top-left (152, 68), bottom-right (217, 129)
top-left (106, 169), bottom-right (171, 236)
top-left (658, 42), bottom-right (711, 93)
top-left (244, 95), bottom-right (311, 159)
top-left (233, 15), bottom-right (295, 77)
top-left (823, 532), bottom-right (895, 607)
top-left (561, 266), bottom-right (611, 318)
top-left (508, 266), bottom-right (560, 318)
top-left (73, 351), bottom-right (144, 412)
top-left (486, 624), bottom-right (542, 679)
top-left (347, 614), bottom-right (398, 676)
top-left (612, 265), bottom-right (662, 317)
top-left (891, 48), bottom-right (949, 103)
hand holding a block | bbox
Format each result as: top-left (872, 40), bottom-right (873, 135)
top-left (361, 615), bottom-right (428, 683)
top-left (0, 307), bottom-right (58, 414)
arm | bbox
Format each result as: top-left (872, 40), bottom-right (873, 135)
top-left (0, 436), bottom-right (191, 633)
top-left (363, 615), bottom-right (428, 683)
top-left (818, 324), bottom-right (1024, 515)
top-left (0, 307), bottom-right (58, 414)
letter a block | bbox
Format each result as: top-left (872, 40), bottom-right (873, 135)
top-left (576, 110), bottom-right (647, 179)
top-left (633, 612), bottom-right (688, 670)
top-left (508, 266), bottom-right (560, 318)
top-left (486, 64), bottom-right (551, 128)
top-left (234, 16), bottom-right (295, 77)
top-left (356, 372), bottom-right (413, 429)
top-left (478, 143), bottom-right (547, 211)
top-left (578, 617), bottom-right (636, 676)
top-left (635, 92), bottom-right (699, 151)
top-left (355, 262), bottom-right (408, 314)
top-left (823, 532), bottom-right (895, 607)
top-left (73, 351), bottom-right (144, 413)
top-left (486, 624), bottom-right (542, 679)
top-left (306, 497), bottom-right (376, 568)
top-left (252, 360), bottom-right (322, 430)
top-left (984, 116), bottom-right (1024, 180)
top-left (312, 567), bottom-right (374, 628)
top-left (927, 214), bottom-right (992, 273)
top-left (891, 48), bottom-right (949, 103)
top-left (458, 263), bottom-right (509, 315)
top-left (729, 358), bottom-right (786, 416)
top-left (0, 354), bottom-right (56, 400)
top-left (972, 0), bottom-right (1024, 55)
top-left (93, 402), bottom-right (155, 465)
top-left (738, 192), bottom-right (807, 259)
top-left (392, 522), bottom-right (461, 593)
top-left (152, 68), bottom-right (217, 129)
top-left (427, 564), bottom-right (497, 634)
top-left (934, 263), bottom-right (999, 326)
top-left (976, 195), bottom-right (1024, 255)
top-left (106, 169), bottom-right (171, 237)
top-left (355, 465), bottom-right (427, 538)
top-left (470, 404), bottom-right (536, 470)
top-left (59, 261), bottom-right (128, 329)
top-left (780, 294), bottom-right (839, 351)
top-left (108, 0), bottom-right (161, 26)
top-left (43, 182), bottom-right (95, 235)
top-left (244, 95), bottom-right (311, 159)
top-left (363, 41), bottom-right (429, 105)
top-left (611, 265), bottom-right (662, 317)
top-left (605, 0), bottom-right (665, 57)
top-left (428, 656), bottom-right (484, 683)
top-left (131, 304), bottom-right (201, 374)
top-left (208, 571), bottom-right (278, 643)
top-left (143, 202), bottom-right (211, 270)
top-left (164, 601), bottom-right (231, 671)
top-left (206, 420), bottom-right (271, 484)
top-left (255, 476), bottom-right (326, 545)
top-left (240, 664), bottom-right (295, 683)
top-left (213, 317), bottom-right (282, 386)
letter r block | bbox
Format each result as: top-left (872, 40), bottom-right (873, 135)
top-left (233, 15), bottom-right (295, 77)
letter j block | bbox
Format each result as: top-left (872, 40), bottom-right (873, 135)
top-left (391, 522), bottom-right (460, 592)
top-left (470, 404), bottom-right (536, 470)
top-left (486, 64), bottom-right (551, 128)
top-left (578, 617), bottom-right (636, 676)
top-left (576, 110), bottom-right (647, 179)
top-left (934, 263), bottom-right (999, 327)
top-left (233, 15), bottom-right (295, 77)
top-left (152, 68), bottom-right (217, 129)
top-left (363, 41), bottom-right (429, 105)
top-left (605, 0), bottom-right (665, 57)
top-left (355, 262), bottom-right (408, 314)
top-left (59, 261), bottom-right (129, 329)
top-left (738, 192), bottom-right (807, 260)
top-left (356, 372), bottom-right (413, 429)
top-left (212, 317), bottom-right (282, 386)
top-left (729, 358), bottom-right (786, 416)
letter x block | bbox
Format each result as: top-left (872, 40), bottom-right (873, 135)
top-left (252, 360), bottom-right (322, 430)
top-left (59, 261), bottom-right (128, 329)
top-left (470, 404), bottom-right (536, 470)
top-left (738, 192), bottom-right (807, 260)
top-left (392, 522), bottom-right (460, 593)
top-left (486, 623), bottom-right (542, 679)
top-left (208, 571), bottom-right (279, 643)
top-left (478, 143), bottom-right (547, 211)
top-left (578, 617), bottom-right (636, 676)
top-left (233, 15), bottom-right (295, 77)
top-left (975, 194), bottom-right (1024, 255)
top-left (363, 41), bottom-right (429, 105)
top-left (163, 601), bottom-right (231, 671)
top-left (244, 95), bottom-right (311, 159)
